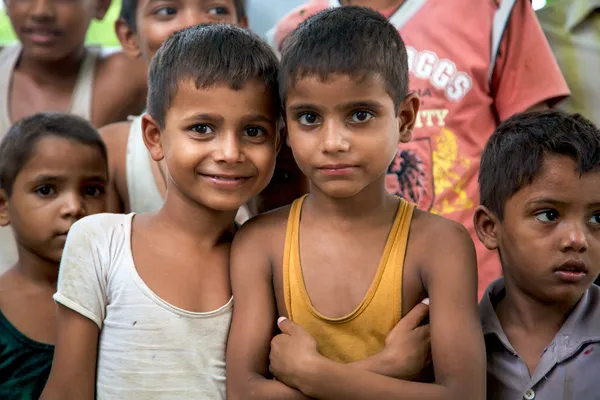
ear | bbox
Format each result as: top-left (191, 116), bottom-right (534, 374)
top-left (141, 113), bottom-right (165, 162)
top-left (0, 189), bottom-right (10, 227)
top-left (238, 16), bottom-right (249, 29)
top-left (396, 92), bottom-right (420, 144)
top-left (473, 205), bottom-right (500, 251)
top-left (93, 0), bottom-right (112, 20)
top-left (115, 18), bottom-right (142, 58)
top-left (276, 123), bottom-right (287, 155)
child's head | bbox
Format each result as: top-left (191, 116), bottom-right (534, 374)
top-left (279, 6), bottom-right (419, 199)
top-left (475, 110), bottom-right (600, 303)
top-left (5, 0), bottom-right (111, 62)
top-left (142, 23), bottom-right (280, 213)
top-left (0, 112), bottom-right (108, 263)
top-left (116, 0), bottom-right (247, 62)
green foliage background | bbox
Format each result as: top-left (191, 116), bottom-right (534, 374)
top-left (0, 0), bottom-right (122, 46)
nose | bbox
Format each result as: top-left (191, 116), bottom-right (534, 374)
top-left (322, 119), bottom-right (350, 154)
top-left (60, 191), bottom-right (86, 220)
top-left (30, 0), bottom-right (56, 21)
top-left (214, 133), bottom-right (244, 164)
top-left (560, 220), bottom-right (588, 253)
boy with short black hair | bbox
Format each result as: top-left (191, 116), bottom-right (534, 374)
top-left (475, 110), bottom-right (600, 400)
top-left (41, 23), bottom-right (280, 400)
top-left (0, 112), bottom-right (108, 399)
top-left (0, 0), bottom-right (147, 271)
top-left (101, 0), bottom-right (248, 217)
top-left (227, 6), bottom-right (485, 400)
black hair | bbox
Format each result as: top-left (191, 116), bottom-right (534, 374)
top-left (147, 23), bottom-right (280, 128)
top-left (279, 6), bottom-right (409, 111)
top-left (479, 110), bottom-right (600, 219)
top-left (0, 113), bottom-right (108, 198)
top-left (120, 0), bottom-right (246, 32)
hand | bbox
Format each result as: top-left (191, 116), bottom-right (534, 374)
top-left (377, 298), bottom-right (432, 379)
top-left (269, 317), bottom-right (320, 390)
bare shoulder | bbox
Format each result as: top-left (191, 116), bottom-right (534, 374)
top-left (99, 121), bottom-right (132, 149)
top-left (234, 205), bottom-right (292, 261)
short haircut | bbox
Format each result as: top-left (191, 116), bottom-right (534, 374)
top-left (147, 23), bottom-right (280, 128)
top-left (0, 113), bottom-right (108, 198)
top-left (120, 0), bottom-right (246, 32)
top-left (279, 6), bottom-right (409, 111)
top-left (479, 110), bottom-right (600, 219)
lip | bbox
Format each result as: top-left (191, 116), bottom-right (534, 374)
top-left (553, 259), bottom-right (589, 283)
top-left (22, 26), bottom-right (61, 45)
top-left (317, 164), bottom-right (358, 177)
top-left (200, 174), bottom-right (250, 189)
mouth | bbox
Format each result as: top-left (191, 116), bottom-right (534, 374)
top-left (553, 259), bottom-right (589, 282)
top-left (317, 164), bottom-right (358, 176)
top-left (200, 174), bottom-right (250, 188)
top-left (22, 26), bottom-right (61, 44)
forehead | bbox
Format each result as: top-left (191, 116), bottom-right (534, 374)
top-left (18, 136), bottom-right (107, 179)
top-left (285, 73), bottom-right (391, 105)
top-left (513, 154), bottom-right (600, 205)
top-left (166, 78), bottom-right (277, 121)
top-left (137, 0), bottom-right (237, 12)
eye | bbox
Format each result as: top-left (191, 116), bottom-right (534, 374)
top-left (589, 213), bottom-right (600, 225)
top-left (350, 110), bottom-right (374, 123)
top-left (191, 124), bottom-right (214, 135)
top-left (244, 126), bottom-right (266, 138)
top-left (35, 185), bottom-right (56, 197)
top-left (84, 186), bottom-right (105, 197)
top-left (297, 112), bottom-right (320, 126)
top-left (535, 210), bottom-right (559, 223)
top-left (154, 7), bottom-right (177, 16)
top-left (208, 6), bottom-right (229, 15)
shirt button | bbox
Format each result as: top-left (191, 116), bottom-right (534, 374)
top-left (524, 389), bottom-right (535, 400)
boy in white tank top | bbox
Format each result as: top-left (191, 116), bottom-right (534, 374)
top-left (41, 24), bottom-right (280, 399)
top-left (0, 0), bottom-right (148, 271)
top-left (99, 0), bottom-right (252, 219)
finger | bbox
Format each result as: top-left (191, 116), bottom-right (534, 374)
top-left (277, 317), bottom-right (306, 337)
top-left (397, 299), bottom-right (430, 331)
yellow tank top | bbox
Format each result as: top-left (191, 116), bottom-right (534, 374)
top-left (283, 195), bottom-right (415, 363)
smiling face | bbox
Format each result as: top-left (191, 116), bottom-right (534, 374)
top-left (477, 154), bottom-right (600, 304)
top-left (284, 73), bottom-right (417, 199)
top-left (5, 0), bottom-right (108, 62)
top-left (0, 136), bottom-right (108, 263)
top-left (143, 78), bottom-right (278, 212)
top-left (119, 0), bottom-right (244, 62)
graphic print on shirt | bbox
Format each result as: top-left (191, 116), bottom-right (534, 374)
top-left (385, 46), bottom-right (473, 215)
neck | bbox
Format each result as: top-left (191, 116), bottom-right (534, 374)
top-left (17, 46), bottom-right (86, 85)
top-left (156, 187), bottom-right (237, 247)
top-left (14, 246), bottom-right (59, 289)
top-left (497, 278), bottom-right (580, 339)
top-left (341, 0), bottom-right (404, 10)
top-left (307, 176), bottom-right (398, 223)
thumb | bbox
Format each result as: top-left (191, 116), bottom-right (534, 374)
top-left (277, 317), bottom-right (305, 336)
top-left (398, 298), bottom-right (430, 331)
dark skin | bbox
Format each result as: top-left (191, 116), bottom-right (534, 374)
top-left (227, 74), bottom-right (486, 400)
top-left (474, 155), bottom-right (600, 376)
top-left (100, 0), bottom-right (247, 213)
top-left (0, 137), bottom-right (108, 347)
top-left (3, 0), bottom-right (147, 128)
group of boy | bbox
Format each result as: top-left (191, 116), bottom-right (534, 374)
top-left (0, 0), bottom-right (598, 399)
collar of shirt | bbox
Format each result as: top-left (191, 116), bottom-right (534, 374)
top-left (480, 278), bottom-right (600, 385)
top-left (566, 0), bottom-right (600, 31)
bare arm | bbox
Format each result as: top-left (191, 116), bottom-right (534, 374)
top-left (40, 305), bottom-right (100, 400)
top-left (271, 218), bottom-right (485, 400)
top-left (99, 122), bottom-right (130, 213)
top-left (226, 218), bottom-right (310, 400)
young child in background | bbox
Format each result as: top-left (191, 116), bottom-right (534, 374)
top-left (227, 7), bottom-right (485, 400)
top-left (41, 23), bottom-right (280, 399)
top-left (270, 0), bottom-right (570, 298)
top-left (475, 110), bottom-right (600, 399)
top-left (100, 0), bottom-right (249, 219)
top-left (0, 113), bottom-right (108, 399)
top-left (0, 0), bottom-right (147, 272)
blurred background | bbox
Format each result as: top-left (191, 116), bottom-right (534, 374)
top-left (0, 0), bottom-right (550, 46)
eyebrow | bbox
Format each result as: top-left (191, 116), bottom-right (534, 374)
top-left (287, 101), bottom-right (384, 113)
top-left (31, 174), bottom-right (108, 184)
top-left (239, 114), bottom-right (276, 125)
top-left (528, 198), bottom-right (600, 208)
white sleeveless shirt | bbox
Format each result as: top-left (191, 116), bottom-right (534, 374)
top-left (0, 45), bottom-right (98, 273)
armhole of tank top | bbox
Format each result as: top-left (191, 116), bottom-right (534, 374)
top-left (395, 200), bottom-right (416, 323)
top-left (125, 116), bottom-right (141, 205)
top-left (70, 47), bottom-right (99, 120)
top-left (282, 196), bottom-right (306, 320)
top-left (0, 45), bottom-right (22, 132)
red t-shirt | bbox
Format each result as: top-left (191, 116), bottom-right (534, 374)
top-left (274, 0), bottom-right (570, 298)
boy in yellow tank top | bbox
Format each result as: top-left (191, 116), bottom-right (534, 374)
top-left (226, 6), bottom-right (486, 400)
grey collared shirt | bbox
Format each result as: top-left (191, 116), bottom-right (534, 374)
top-left (480, 278), bottom-right (600, 400)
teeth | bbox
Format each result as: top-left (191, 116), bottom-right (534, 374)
top-left (212, 176), bottom-right (240, 180)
